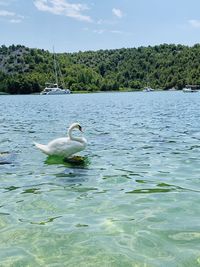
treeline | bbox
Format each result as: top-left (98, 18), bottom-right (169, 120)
top-left (0, 43), bottom-right (200, 94)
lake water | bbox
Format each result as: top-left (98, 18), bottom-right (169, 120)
top-left (0, 91), bottom-right (200, 266)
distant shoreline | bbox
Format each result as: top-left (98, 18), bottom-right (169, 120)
top-left (0, 89), bottom-right (180, 96)
top-left (2, 44), bottom-right (197, 95)
top-left (0, 92), bottom-right (9, 95)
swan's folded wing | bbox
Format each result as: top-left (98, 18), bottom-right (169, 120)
top-left (47, 138), bottom-right (84, 157)
top-left (48, 138), bottom-right (69, 151)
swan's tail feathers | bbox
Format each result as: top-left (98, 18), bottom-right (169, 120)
top-left (34, 142), bottom-right (49, 155)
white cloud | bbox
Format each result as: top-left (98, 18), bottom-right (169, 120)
top-left (0, 9), bottom-right (24, 23)
top-left (0, 10), bottom-right (15, 16)
top-left (93, 29), bottom-right (105, 34)
top-left (92, 29), bottom-right (127, 35)
top-left (110, 30), bottom-right (123, 34)
top-left (112, 8), bottom-right (123, 18)
top-left (34, 0), bottom-right (93, 22)
top-left (189, 19), bottom-right (200, 28)
top-left (97, 19), bottom-right (116, 26)
top-left (10, 18), bottom-right (21, 23)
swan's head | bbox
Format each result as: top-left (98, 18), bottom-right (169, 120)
top-left (69, 122), bottom-right (83, 132)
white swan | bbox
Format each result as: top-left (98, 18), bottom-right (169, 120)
top-left (34, 123), bottom-right (87, 158)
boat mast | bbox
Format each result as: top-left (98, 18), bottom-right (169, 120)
top-left (53, 47), bottom-right (58, 87)
top-left (57, 61), bottom-right (66, 89)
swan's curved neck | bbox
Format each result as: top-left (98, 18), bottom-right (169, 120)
top-left (68, 127), bottom-right (83, 143)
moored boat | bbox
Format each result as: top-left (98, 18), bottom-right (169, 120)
top-left (40, 83), bottom-right (71, 95)
top-left (40, 48), bottom-right (71, 95)
top-left (143, 87), bottom-right (154, 92)
top-left (182, 85), bottom-right (199, 93)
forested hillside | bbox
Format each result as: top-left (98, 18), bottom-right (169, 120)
top-left (0, 43), bottom-right (200, 94)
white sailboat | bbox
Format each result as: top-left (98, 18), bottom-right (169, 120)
top-left (143, 86), bottom-right (154, 92)
top-left (40, 49), bottom-right (71, 95)
top-left (182, 85), bottom-right (199, 93)
top-left (143, 66), bottom-right (154, 92)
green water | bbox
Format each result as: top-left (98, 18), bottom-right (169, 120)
top-left (0, 92), bottom-right (200, 266)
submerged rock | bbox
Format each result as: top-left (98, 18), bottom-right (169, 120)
top-left (45, 155), bottom-right (89, 167)
top-left (64, 156), bottom-right (86, 165)
top-left (0, 152), bottom-right (15, 165)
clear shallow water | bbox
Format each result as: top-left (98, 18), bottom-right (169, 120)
top-left (0, 91), bottom-right (200, 266)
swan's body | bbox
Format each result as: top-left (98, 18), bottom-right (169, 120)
top-left (34, 123), bottom-right (87, 158)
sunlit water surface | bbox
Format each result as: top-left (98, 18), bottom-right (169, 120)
top-left (0, 92), bottom-right (200, 266)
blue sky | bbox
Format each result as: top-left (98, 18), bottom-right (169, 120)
top-left (1, 0), bottom-right (200, 52)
